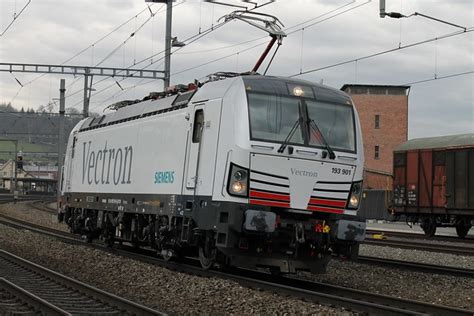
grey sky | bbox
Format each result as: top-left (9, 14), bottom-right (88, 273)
top-left (0, 0), bottom-right (472, 139)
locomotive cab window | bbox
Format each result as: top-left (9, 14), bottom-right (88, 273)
top-left (192, 109), bottom-right (204, 143)
top-left (71, 136), bottom-right (77, 158)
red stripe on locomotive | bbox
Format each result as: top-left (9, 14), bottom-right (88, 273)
top-left (249, 190), bottom-right (290, 202)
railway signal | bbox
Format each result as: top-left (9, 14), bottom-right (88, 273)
top-left (16, 152), bottom-right (23, 170)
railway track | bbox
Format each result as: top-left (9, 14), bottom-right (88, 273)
top-left (1, 212), bottom-right (473, 279)
top-left (363, 236), bottom-right (474, 256)
top-left (0, 194), bottom-right (52, 205)
top-left (0, 213), bottom-right (472, 315)
top-left (28, 199), bottom-right (57, 213)
top-left (0, 277), bottom-right (67, 315)
top-left (366, 229), bottom-right (474, 244)
top-left (0, 249), bottom-right (164, 315)
top-left (100, 246), bottom-right (474, 316)
top-left (14, 199), bottom-right (474, 257)
top-left (357, 256), bottom-right (474, 278)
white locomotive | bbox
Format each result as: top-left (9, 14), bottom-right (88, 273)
top-left (60, 73), bottom-right (366, 274)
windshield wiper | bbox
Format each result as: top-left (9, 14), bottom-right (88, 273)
top-left (277, 118), bottom-right (302, 153)
top-left (308, 119), bottom-right (336, 159)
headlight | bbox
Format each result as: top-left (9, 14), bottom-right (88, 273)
top-left (349, 195), bottom-right (359, 207)
top-left (293, 86), bottom-right (304, 97)
top-left (232, 181), bottom-right (245, 193)
top-left (347, 181), bottom-right (363, 209)
top-left (227, 164), bottom-right (249, 197)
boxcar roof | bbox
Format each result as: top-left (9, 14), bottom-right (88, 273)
top-left (395, 133), bottom-right (474, 151)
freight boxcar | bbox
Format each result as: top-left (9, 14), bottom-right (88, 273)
top-left (392, 133), bottom-right (474, 237)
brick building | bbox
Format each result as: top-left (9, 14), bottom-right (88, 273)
top-left (341, 84), bottom-right (410, 190)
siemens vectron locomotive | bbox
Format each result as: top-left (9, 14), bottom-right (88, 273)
top-left (60, 73), bottom-right (366, 274)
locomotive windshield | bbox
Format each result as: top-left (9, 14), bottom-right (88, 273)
top-left (245, 78), bottom-right (356, 153)
top-left (248, 93), bottom-right (305, 146)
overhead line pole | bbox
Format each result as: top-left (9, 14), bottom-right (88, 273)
top-left (83, 69), bottom-right (90, 118)
top-left (146, 0), bottom-right (174, 89)
top-left (164, 1), bottom-right (173, 89)
top-left (58, 79), bottom-right (66, 209)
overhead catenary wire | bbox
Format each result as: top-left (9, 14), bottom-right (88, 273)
top-left (95, 4), bottom-right (167, 67)
top-left (290, 27), bottom-right (473, 77)
top-left (116, 1), bottom-right (364, 80)
top-left (7, 2), bottom-right (165, 107)
top-left (67, 1), bottom-right (471, 114)
top-left (401, 71), bottom-right (473, 86)
top-left (0, 0), bottom-right (31, 37)
top-left (77, 1), bottom-right (360, 110)
top-left (28, 3), bottom-right (162, 92)
top-left (174, 0), bottom-right (356, 56)
top-left (66, 1), bottom-right (191, 102)
top-left (87, 4), bottom-right (357, 109)
top-left (83, 0), bottom-right (377, 111)
top-left (72, 16), bottom-right (235, 109)
top-left (170, 0), bottom-right (371, 76)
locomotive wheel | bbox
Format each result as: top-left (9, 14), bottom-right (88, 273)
top-left (161, 249), bottom-right (174, 261)
top-left (455, 223), bottom-right (472, 238)
top-left (421, 218), bottom-right (437, 237)
top-left (102, 228), bottom-right (115, 247)
top-left (269, 267), bottom-right (282, 276)
top-left (198, 246), bottom-right (216, 270)
top-left (105, 237), bottom-right (114, 247)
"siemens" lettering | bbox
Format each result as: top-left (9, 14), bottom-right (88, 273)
top-left (82, 141), bottom-right (133, 185)
top-left (154, 171), bottom-right (175, 184)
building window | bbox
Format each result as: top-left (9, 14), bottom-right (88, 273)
top-left (374, 145), bottom-right (380, 160)
top-left (375, 114), bottom-right (380, 129)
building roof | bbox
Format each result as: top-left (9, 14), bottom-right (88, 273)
top-left (24, 165), bottom-right (58, 173)
top-left (340, 84), bottom-right (410, 91)
top-left (395, 133), bottom-right (474, 151)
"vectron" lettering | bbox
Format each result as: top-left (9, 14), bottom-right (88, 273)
top-left (82, 141), bottom-right (133, 185)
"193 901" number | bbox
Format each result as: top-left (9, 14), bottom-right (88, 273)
top-left (332, 167), bottom-right (351, 175)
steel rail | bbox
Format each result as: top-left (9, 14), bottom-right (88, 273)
top-left (108, 249), bottom-right (474, 316)
top-left (0, 213), bottom-right (82, 242)
top-left (0, 249), bottom-right (164, 315)
top-left (28, 199), bottom-right (57, 214)
top-left (357, 256), bottom-right (474, 278)
top-left (0, 213), bottom-right (472, 315)
top-left (363, 238), bottom-right (474, 256)
top-left (0, 194), bottom-right (54, 204)
top-left (3, 209), bottom-right (472, 280)
top-left (3, 211), bottom-right (473, 279)
top-left (366, 229), bottom-right (474, 244)
top-left (0, 277), bottom-right (70, 315)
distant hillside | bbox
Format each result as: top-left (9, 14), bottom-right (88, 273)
top-left (0, 110), bottom-right (82, 163)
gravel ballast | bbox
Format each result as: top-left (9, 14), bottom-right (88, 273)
top-left (0, 204), bottom-right (349, 315)
top-left (1, 202), bottom-right (473, 312)
top-left (359, 244), bottom-right (474, 270)
top-left (0, 202), bottom-right (68, 232)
